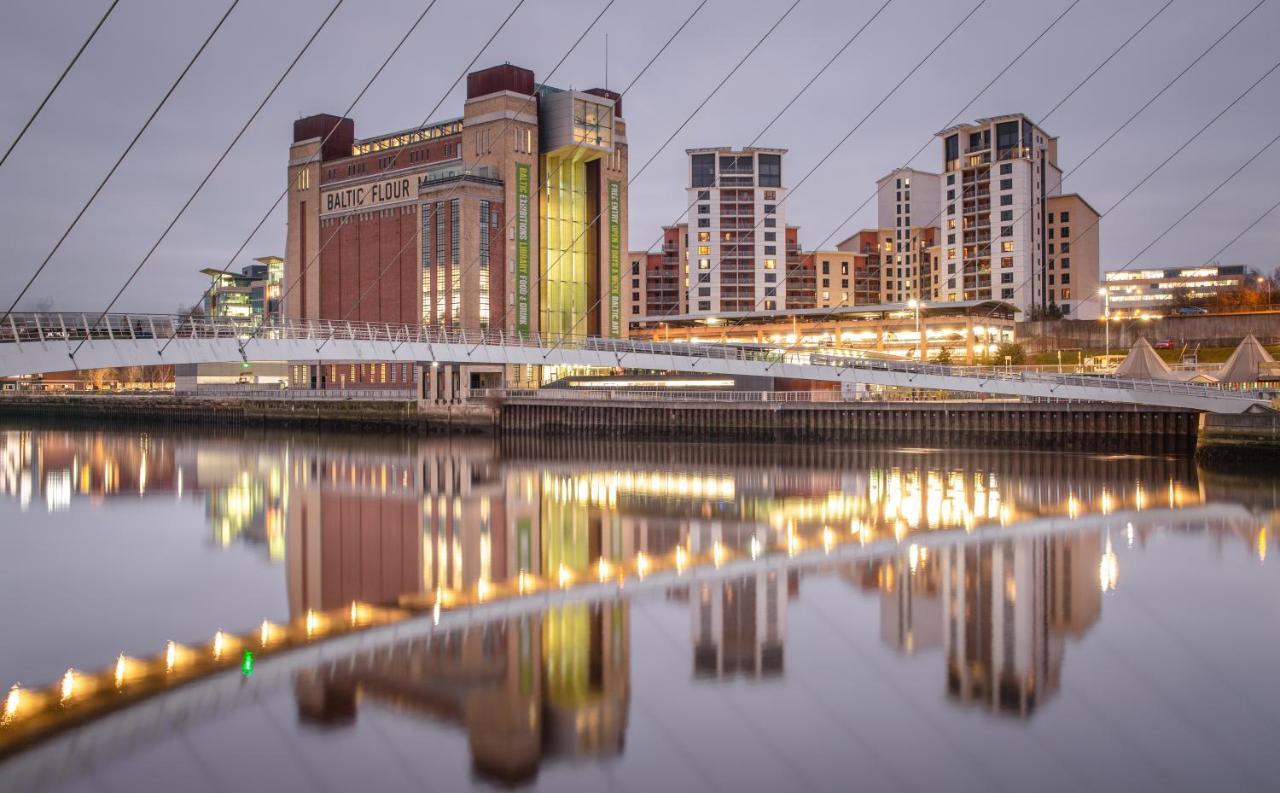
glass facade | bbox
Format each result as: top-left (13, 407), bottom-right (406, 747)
top-left (540, 151), bottom-right (591, 338)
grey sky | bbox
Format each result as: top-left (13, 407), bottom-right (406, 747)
top-left (1, 0), bottom-right (1277, 313)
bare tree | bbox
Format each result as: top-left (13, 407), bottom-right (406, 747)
top-left (82, 367), bottom-right (117, 391)
top-left (142, 364), bottom-right (174, 389)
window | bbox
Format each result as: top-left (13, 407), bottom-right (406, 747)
top-left (1060, 242), bottom-right (1070, 253)
top-left (947, 234), bottom-right (955, 244)
top-left (764, 287), bottom-right (776, 297)
top-left (764, 231), bottom-right (776, 241)
top-left (764, 272), bottom-right (776, 282)
top-left (697, 218), bottom-right (709, 228)
top-left (948, 278), bottom-right (956, 288)
top-left (947, 219), bottom-right (956, 229)
top-left (1062, 288), bottom-right (1071, 300)
top-left (1000, 195), bottom-right (1013, 206)
top-left (691, 153), bottom-right (715, 187)
top-left (631, 261), bottom-right (640, 275)
top-left (697, 190), bottom-right (710, 200)
top-left (697, 273), bottom-right (710, 283)
top-left (697, 245), bottom-right (710, 255)
top-left (697, 287), bottom-right (710, 296)
top-left (1061, 257), bottom-right (1070, 269)
top-left (947, 173), bottom-right (955, 185)
top-left (698, 259), bottom-right (710, 269)
top-left (821, 261), bottom-right (830, 274)
top-left (763, 259), bottom-right (776, 269)
top-left (698, 231), bottom-right (710, 242)
top-left (764, 190), bottom-right (776, 200)
top-left (1061, 273), bottom-right (1070, 284)
top-left (697, 204), bottom-right (709, 214)
top-left (1002, 288), bottom-right (1014, 299)
top-left (764, 246), bottom-right (776, 255)
top-left (1000, 163), bottom-right (1012, 175)
top-left (698, 300), bottom-right (711, 310)
top-left (764, 204), bottom-right (776, 214)
top-left (1000, 210), bottom-right (1013, 221)
top-left (1048, 244), bottom-right (1055, 254)
top-left (763, 299), bottom-right (777, 310)
top-left (946, 189), bottom-right (955, 200)
top-left (999, 178), bottom-right (1013, 190)
top-left (1047, 213), bottom-right (1054, 223)
top-left (1001, 272), bottom-right (1013, 284)
top-left (1001, 256), bottom-right (1013, 268)
top-left (1001, 241), bottom-right (1014, 252)
top-left (764, 217), bottom-right (776, 227)
top-left (758, 153), bottom-right (782, 187)
top-left (632, 292), bottom-right (640, 302)
top-left (1061, 226), bottom-right (1070, 238)
top-left (1060, 211), bottom-right (1070, 222)
top-left (1001, 226), bottom-right (1013, 237)
top-left (1048, 274), bottom-right (1055, 285)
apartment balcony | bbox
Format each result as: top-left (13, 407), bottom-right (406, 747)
top-left (962, 200), bottom-right (991, 215)
top-left (996, 146), bottom-right (1032, 161)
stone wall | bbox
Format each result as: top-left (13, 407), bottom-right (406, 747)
top-left (1018, 312), bottom-right (1280, 352)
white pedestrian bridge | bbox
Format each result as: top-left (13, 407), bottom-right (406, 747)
top-left (0, 312), bottom-right (1272, 413)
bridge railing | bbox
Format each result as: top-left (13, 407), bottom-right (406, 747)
top-left (1, 313), bottom-right (1269, 404)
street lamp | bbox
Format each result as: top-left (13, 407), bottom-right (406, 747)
top-left (1258, 276), bottom-right (1271, 307)
top-left (907, 298), bottom-right (923, 361)
top-left (1098, 287), bottom-right (1111, 362)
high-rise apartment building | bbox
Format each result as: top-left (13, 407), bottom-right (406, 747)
top-left (286, 64), bottom-right (628, 395)
top-left (935, 114), bottom-right (1097, 318)
top-left (685, 147), bottom-right (787, 314)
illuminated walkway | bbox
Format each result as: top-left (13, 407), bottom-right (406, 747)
top-left (0, 313), bottom-right (1271, 413)
top-left (0, 501), bottom-right (1253, 790)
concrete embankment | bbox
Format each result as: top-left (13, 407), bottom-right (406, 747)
top-left (5, 394), bottom-right (1279, 463)
top-left (499, 398), bottom-right (1199, 453)
top-left (0, 395), bottom-right (495, 433)
top-left (1197, 412), bottom-right (1280, 470)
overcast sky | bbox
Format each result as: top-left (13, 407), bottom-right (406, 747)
top-left (1, 0), bottom-right (1278, 313)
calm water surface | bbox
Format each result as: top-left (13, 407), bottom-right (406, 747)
top-left (0, 422), bottom-right (1277, 792)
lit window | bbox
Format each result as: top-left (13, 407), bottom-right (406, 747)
top-left (763, 259), bottom-right (776, 270)
top-left (1001, 241), bottom-right (1015, 252)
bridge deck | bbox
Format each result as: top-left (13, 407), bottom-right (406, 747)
top-left (0, 313), bottom-right (1271, 413)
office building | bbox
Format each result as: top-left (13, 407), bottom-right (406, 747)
top-left (201, 255), bottom-right (283, 320)
top-left (286, 63), bottom-right (629, 395)
top-left (1102, 264), bottom-right (1255, 312)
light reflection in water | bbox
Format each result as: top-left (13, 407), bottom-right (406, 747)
top-left (0, 426), bottom-right (1277, 785)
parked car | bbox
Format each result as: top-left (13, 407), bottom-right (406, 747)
top-left (1171, 306), bottom-right (1208, 315)
top-left (1153, 339), bottom-right (1176, 349)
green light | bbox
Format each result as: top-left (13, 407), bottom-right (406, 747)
top-left (241, 360), bottom-right (251, 370)
top-left (241, 650), bottom-right (254, 677)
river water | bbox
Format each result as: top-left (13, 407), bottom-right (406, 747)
top-left (0, 422), bottom-right (1277, 792)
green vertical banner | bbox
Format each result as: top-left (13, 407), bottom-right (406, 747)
top-left (517, 517), bottom-right (531, 572)
top-left (515, 162), bottom-right (531, 335)
top-left (607, 180), bottom-right (622, 337)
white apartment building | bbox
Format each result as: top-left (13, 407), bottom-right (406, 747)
top-left (685, 147), bottom-right (787, 314)
top-left (876, 167), bottom-right (941, 303)
top-left (936, 115), bottom-right (1076, 318)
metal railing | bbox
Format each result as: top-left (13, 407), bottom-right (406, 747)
top-left (2, 312), bottom-right (1270, 407)
top-left (470, 388), bottom-right (1075, 405)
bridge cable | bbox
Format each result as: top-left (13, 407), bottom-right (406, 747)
top-left (677, 0), bottom-right (1081, 364)
top-left (63, 0), bottom-right (347, 362)
top-left (0, 0), bottom-right (241, 327)
top-left (0, 0), bottom-right (120, 171)
top-left (545, 0), bottom-right (990, 359)
top-left (873, 0), bottom-right (1267, 338)
top-left (153, 0), bottom-right (447, 357)
top-left (465, 0), bottom-right (891, 356)
top-left (307, 0), bottom-right (717, 358)
top-left (715, 0), bottom-right (1269, 371)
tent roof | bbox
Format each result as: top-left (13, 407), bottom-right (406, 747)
top-left (1114, 338), bottom-right (1177, 380)
top-left (1216, 334), bottom-right (1276, 383)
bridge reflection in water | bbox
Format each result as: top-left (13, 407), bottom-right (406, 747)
top-left (0, 427), bottom-right (1274, 786)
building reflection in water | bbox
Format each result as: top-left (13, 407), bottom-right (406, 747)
top-left (3, 426), bottom-right (1277, 775)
